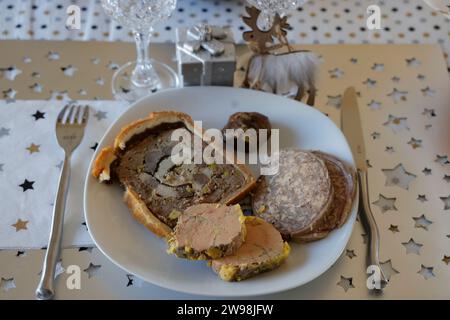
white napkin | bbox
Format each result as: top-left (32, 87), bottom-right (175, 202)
top-left (0, 100), bottom-right (128, 249)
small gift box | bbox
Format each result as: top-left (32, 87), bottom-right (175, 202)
top-left (175, 24), bottom-right (236, 86)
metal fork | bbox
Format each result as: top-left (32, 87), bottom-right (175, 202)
top-left (36, 105), bottom-right (89, 300)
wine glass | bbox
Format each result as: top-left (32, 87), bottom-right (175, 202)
top-left (102, 0), bottom-right (180, 101)
top-left (246, 0), bottom-right (305, 29)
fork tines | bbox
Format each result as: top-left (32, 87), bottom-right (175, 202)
top-left (57, 104), bottom-right (89, 125)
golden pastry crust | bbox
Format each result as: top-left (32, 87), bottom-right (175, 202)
top-left (92, 110), bottom-right (256, 238)
top-left (123, 187), bottom-right (172, 238)
top-left (223, 163), bottom-right (256, 204)
top-left (114, 111), bottom-right (197, 151)
top-left (91, 147), bottom-right (117, 182)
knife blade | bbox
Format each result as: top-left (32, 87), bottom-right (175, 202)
top-left (341, 87), bottom-right (388, 291)
top-left (341, 87), bottom-right (367, 171)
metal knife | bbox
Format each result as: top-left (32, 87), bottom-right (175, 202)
top-left (341, 87), bottom-right (388, 291)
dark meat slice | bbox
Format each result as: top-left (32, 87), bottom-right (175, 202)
top-left (292, 151), bottom-right (356, 242)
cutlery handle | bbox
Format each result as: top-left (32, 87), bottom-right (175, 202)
top-left (357, 170), bottom-right (388, 289)
top-left (36, 155), bottom-right (71, 300)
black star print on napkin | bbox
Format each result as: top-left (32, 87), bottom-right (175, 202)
top-left (90, 142), bottom-right (98, 151)
top-left (19, 179), bottom-right (34, 192)
top-left (126, 274), bottom-right (134, 287)
top-left (32, 110), bottom-right (45, 121)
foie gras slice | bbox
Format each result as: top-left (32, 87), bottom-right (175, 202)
top-left (167, 204), bottom-right (246, 260)
top-left (210, 216), bottom-right (290, 282)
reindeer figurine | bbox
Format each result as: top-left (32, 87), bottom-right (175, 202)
top-left (241, 6), bottom-right (318, 106)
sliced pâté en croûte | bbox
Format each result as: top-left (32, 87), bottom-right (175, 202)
top-left (92, 111), bottom-right (256, 238)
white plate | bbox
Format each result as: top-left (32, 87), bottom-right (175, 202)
top-left (84, 87), bottom-right (357, 297)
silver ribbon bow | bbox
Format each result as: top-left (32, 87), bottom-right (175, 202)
top-left (183, 23), bottom-right (227, 56)
top-left (178, 24), bottom-right (231, 85)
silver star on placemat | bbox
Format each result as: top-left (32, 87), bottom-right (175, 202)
top-left (329, 68), bottom-right (344, 79)
top-left (435, 155), bottom-right (450, 165)
top-left (380, 260), bottom-right (399, 281)
top-left (421, 86), bottom-right (436, 97)
top-left (337, 276), bottom-right (354, 292)
top-left (387, 88), bottom-right (408, 102)
top-left (413, 214), bottom-right (433, 230)
top-left (402, 238), bottom-right (423, 255)
top-left (38, 260), bottom-right (65, 278)
top-left (407, 137), bottom-right (422, 149)
top-left (367, 100), bottom-right (381, 110)
top-left (326, 95), bottom-right (342, 108)
top-left (372, 194), bottom-right (397, 213)
top-left (417, 194), bottom-right (427, 202)
top-left (363, 78), bottom-right (377, 88)
top-left (388, 225), bottom-right (399, 233)
top-left (383, 115), bottom-right (409, 133)
top-left (61, 65), bottom-right (77, 77)
top-left (418, 265), bottom-right (435, 280)
top-left (2, 88), bottom-right (17, 102)
top-left (29, 83), bottom-right (43, 93)
top-left (406, 57), bottom-right (421, 67)
top-left (46, 51), bottom-right (60, 61)
top-left (382, 164), bottom-right (416, 189)
top-left (0, 278), bottom-right (16, 292)
top-left (1, 66), bottom-right (22, 81)
top-left (422, 108), bottom-right (436, 118)
top-left (346, 249), bottom-right (356, 259)
top-left (372, 63), bottom-right (384, 71)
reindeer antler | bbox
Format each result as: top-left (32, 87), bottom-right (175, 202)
top-left (242, 6), bottom-right (260, 31)
top-left (242, 6), bottom-right (292, 54)
top-left (242, 6), bottom-right (278, 54)
top-left (277, 15), bottom-right (290, 38)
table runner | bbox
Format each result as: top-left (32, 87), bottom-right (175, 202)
top-left (0, 100), bottom-right (128, 248)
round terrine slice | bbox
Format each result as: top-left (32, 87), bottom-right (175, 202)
top-left (252, 149), bottom-right (333, 238)
top-left (293, 151), bottom-right (356, 242)
top-left (167, 204), bottom-right (246, 260)
top-left (210, 216), bottom-right (290, 281)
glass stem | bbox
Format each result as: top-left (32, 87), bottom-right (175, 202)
top-left (131, 30), bottom-right (159, 88)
